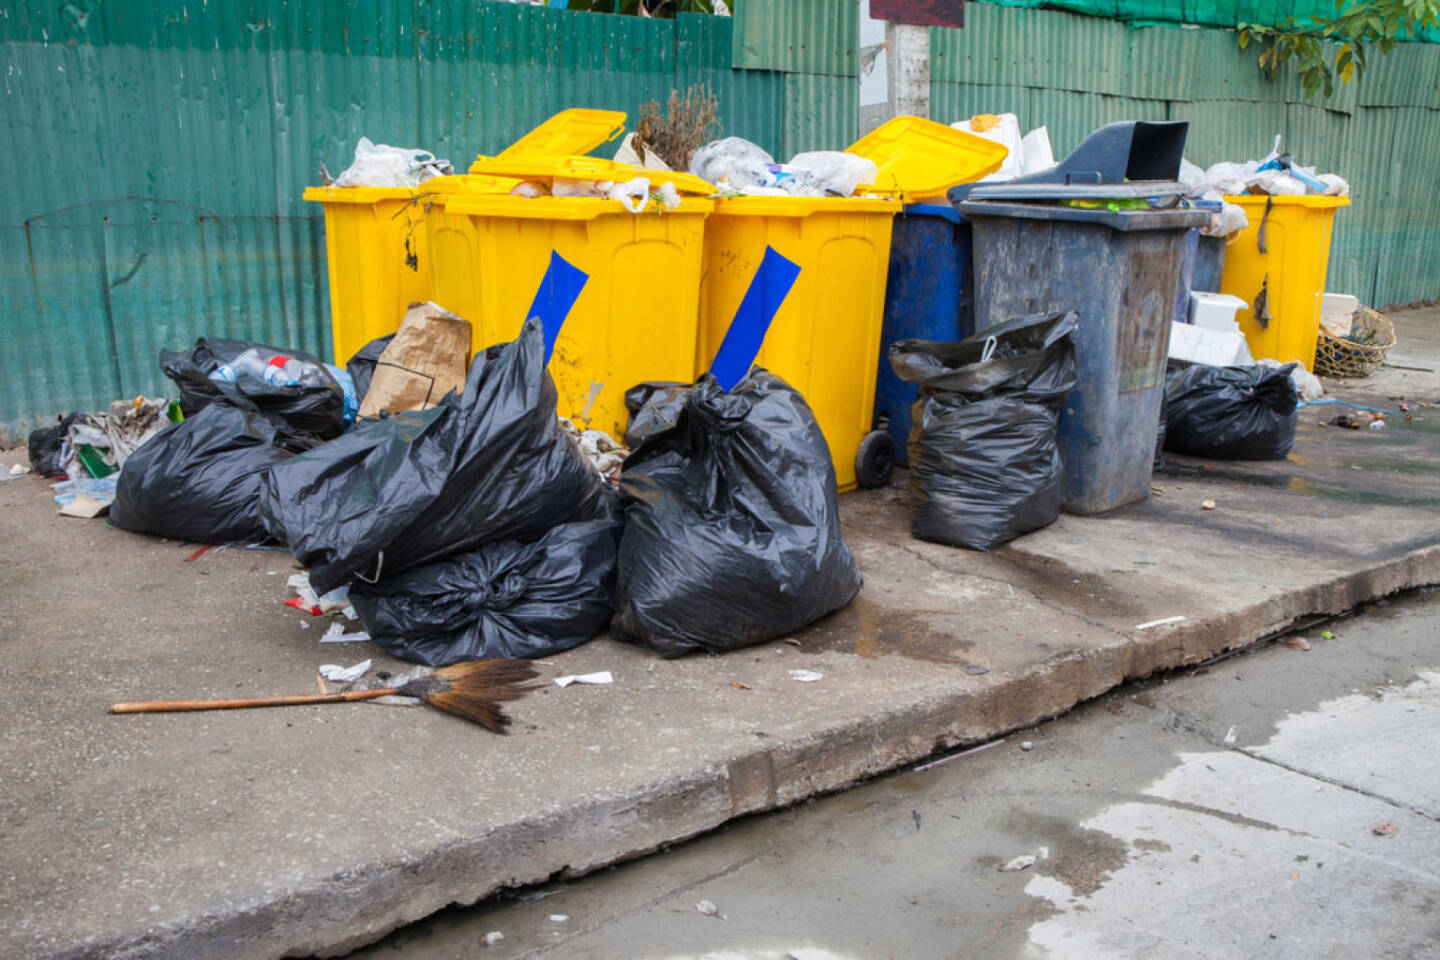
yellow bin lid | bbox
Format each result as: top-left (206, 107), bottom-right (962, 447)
top-left (467, 155), bottom-right (716, 195)
top-left (848, 116), bottom-right (1009, 198)
top-left (495, 108), bottom-right (626, 159)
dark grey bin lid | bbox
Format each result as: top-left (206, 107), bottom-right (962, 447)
top-left (963, 181), bottom-right (1189, 202)
top-left (955, 200), bottom-right (1211, 232)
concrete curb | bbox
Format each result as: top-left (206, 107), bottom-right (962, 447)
top-left (63, 543), bottom-right (1440, 960)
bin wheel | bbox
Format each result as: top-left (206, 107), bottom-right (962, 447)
top-left (855, 431), bottom-right (896, 489)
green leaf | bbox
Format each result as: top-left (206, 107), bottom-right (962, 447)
top-left (1238, 29), bottom-right (1251, 49)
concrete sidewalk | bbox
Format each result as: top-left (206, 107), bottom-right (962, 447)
top-left (2, 308), bottom-right (1438, 960)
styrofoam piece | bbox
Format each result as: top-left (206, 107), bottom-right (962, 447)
top-left (951, 113), bottom-right (1023, 181)
top-left (1020, 127), bottom-right (1055, 176)
top-left (1169, 320), bottom-right (1253, 367)
top-left (1320, 292), bottom-right (1359, 337)
top-left (1188, 291), bottom-right (1248, 332)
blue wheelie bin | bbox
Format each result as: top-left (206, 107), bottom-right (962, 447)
top-left (957, 198), bottom-right (1210, 515)
top-left (873, 204), bottom-right (975, 465)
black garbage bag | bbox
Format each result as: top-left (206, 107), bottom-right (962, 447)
top-left (622, 381), bottom-right (690, 448)
top-left (27, 411), bottom-right (84, 477)
top-left (611, 370), bottom-right (862, 658)
top-left (890, 311), bottom-right (1079, 551)
top-left (1163, 363), bottom-right (1298, 460)
top-left (345, 335), bottom-right (394, 409)
top-left (349, 519), bottom-right (621, 666)
top-left (260, 318), bottom-right (613, 594)
top-left (160, 338), bottom-right (346, 440)
top-left (110, 402), bottom-right (316, 545)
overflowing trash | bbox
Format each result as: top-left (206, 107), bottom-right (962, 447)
top-left (345, 334), bottom-right (395, 408)
top-left (260, 319), bottom-right (614, 594)
top-left (610, 370), bottom-right (862, 657)
top-left (950, 113), bottom-right (1055, 182)
top-left (162, 338), bottom-right (351, 440)
top-left (1183, 136), bottom-right (1349, 221)
top-left (110, 402), bottom-right (319, 545)
top-left (1162, 364), bottom-right (1299, 460)
top-left (27, 411), bottom-right (85, 478)
top-left (688, 137), bottom-right (879, 197)
top-left (331, 137), bottom-right (452, 188)
top-left (558, 418), bottom-right (628, 486)
top-left (891, 312), bottom-right (1080, 551)
top-left (349, 519), bottom-right (621, 666)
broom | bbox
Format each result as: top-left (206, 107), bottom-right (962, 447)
top-left (110, 660), bottom-right (542, 733)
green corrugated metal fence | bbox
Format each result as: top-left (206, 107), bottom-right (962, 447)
top-left (2, 0), bottom-right (1437, 437)
top-left (0, 4), bottom-right (788, 437)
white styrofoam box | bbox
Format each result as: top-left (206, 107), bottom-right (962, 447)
top-left (1188, 291), bottom-right (1248, 332)
top-left (1169, 321), bottom-right (1254, 367)
top-left (1320, 292), bottom-right (1359, 337)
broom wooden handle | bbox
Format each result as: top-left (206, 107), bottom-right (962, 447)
top-left (111, 687), bottom-right (401, 714)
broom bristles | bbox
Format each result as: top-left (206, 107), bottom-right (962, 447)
top-left (398, 659), bottom-right (542, 734)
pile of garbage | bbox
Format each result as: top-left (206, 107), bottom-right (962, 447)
top-left (689, 137), bottom-right (880, 197)
top-left (1178, 135), bottom-right (1350, 238)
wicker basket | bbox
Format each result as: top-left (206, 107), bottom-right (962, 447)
top-left (1314, 306), bottom-right (1396, 379)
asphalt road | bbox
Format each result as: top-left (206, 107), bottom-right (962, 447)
top-left (346, 588), bottom-right (1440, 960)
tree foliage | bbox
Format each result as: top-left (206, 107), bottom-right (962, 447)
top-left (1238, 0), bottom-right (1440, 100)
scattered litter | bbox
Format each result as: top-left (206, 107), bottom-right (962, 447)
top-left (549, 915), bottom-right (569, 923)
top-left (1201, 499), bottom-right (1217, 510)
top-left (964, 664), bottom-right (990, 675)
top-left (481, 930), bottom-right (505, 947)
top-left (914, 738), bottom-right (1005, 773)
top-left (730, 681), bottom-right (751, 690)
top-left (185, 545), bottom-right (211, 563)
top-left (554, 671), bottom-right (613, 688)
top-left (1373, 821), bottom-right (1399, 837)
top-left (298, 621), bottom-right (310, 630)
top-left (695, 900), bottom-right (724, 918)
top-left (286, 572), bottom-right (352, 616)
top-left (1320, 630), bottom-right (1335, 640)
top-left (1283, 636), bottom-right (1312, 651)
top-left (788, 669), bottom-right (824, 683)
top-left (52, 475), bottom-right (119, 507)
top-left (1020, 740), bottom-right (1034, 751)
top-left (5, 462), bottom-right (30, 477)
top-left (1128, 618), bottom-right (1186, 633)
top-left (59, 494), bottom-right (111, 519)
top-left (321, 622), bottom-right (372, 644)
top-left (1223, 726), bottom-right (1238, 745)
top-left (318, 660), bottom-right (372, 684)
top-left (999, 855), bottom-right (1036, 872)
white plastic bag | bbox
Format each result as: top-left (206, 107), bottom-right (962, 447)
top-left (1245, 170), bottom-right (1306, 196)
top-left (1257, 357), bottom-right (1325, 400)
top-left (1019, 127), bottom-right (1055, 176)
top-left (1317, 173), bottom-right (1350, 196)
top-left (787, 151), bottom-right (879, 197)
top-left (333, 137), bottom-right (450, 188)
top-left (607, 177), bottom-right (651, 213)
top-left (951, 113), bottom-right (1024, 181)
top-left (690, 137), bottom-right (775, 190)
top-left (1203, 160), bottom-right (1258, 197)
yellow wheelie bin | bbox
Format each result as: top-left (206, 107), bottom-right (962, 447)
top-left (305, 109), bottom-right (626, 365)
top-left (1219, 195), bottom-right (1350, 367)
top-left (696, 116), bottom-right (1005, 491)
top-left (425, 157), bottom-right (715, 441)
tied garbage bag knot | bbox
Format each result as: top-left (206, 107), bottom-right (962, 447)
top-left (890, 311), bottom-right (1080, 551)
top-left (474, 571), bottom-right (528, 612)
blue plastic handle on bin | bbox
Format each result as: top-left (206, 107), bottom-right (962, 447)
top-left (527, 251), bottom-right (590, 363)
top-left (708, 246), bottom-right (802, 393)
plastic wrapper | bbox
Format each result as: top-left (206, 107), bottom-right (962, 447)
top-left (1203, 160), bottom-right (1257, 197)
top-left (259, 318), bottom-right (614, 594)
top-left (1245, 169), bottom-right (1306, 196)
top-left (787, 151), bottom-right (878, 197)
top-left (1317, 173), bottom-right (1350, 197)
top-left (332, 137), bottom-right (451, 188)
top-left (27, 412), bottom-right (84, 477)
top-left (611, 370), bottom-right (862, 657)
top-left (1163, 364), bottom-right (1299, 460)
top-left (349, 519), bottom-right (621, 666)
top-left (1257, 357), bottom-right (1324, 401)
top-left (161, 338), bottom-right (347, 440)
top-left (689, 137), bottom-right (776, 190)
top-left (110, 402), bottom-right (316, 545)
top-left (890, 312), bottom-right (1079, 551)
